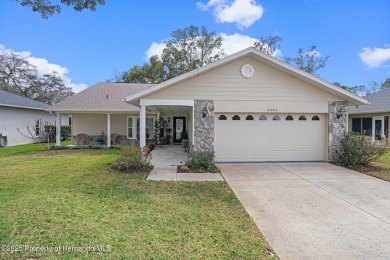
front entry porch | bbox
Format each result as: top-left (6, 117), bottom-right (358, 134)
top-left (139, 99), bottom-right (195, 148)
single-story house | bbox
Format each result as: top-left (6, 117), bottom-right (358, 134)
top-left (347, 88), bottom-right (389, 142)
top-left (49, 47), bottom-right (367, 162)
top-left (0, 89), bottom-right (56, 146)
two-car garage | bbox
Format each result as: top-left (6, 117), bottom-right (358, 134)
top-left (215, 113), bottom-right (327, 162)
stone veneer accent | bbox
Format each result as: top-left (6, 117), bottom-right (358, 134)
top-left (193, 100), bottom-right (214, 151)
top-left (328, 101), bottom-right (347, 161)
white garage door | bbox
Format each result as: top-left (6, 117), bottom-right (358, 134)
top-left (215, 113), bottom-right (326, 162)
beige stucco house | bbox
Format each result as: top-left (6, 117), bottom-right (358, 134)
top-left (49, 48), bottom-right (367, 162)
top-left (347, 88), bottom-right (390, 143)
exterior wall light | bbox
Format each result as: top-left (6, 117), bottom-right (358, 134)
top-left (336, 107), bottom-right (346, 119)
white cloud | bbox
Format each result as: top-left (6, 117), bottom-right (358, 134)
top-left (0, 44), bottom-right (87, 93)
top-left (197, 0), bottom-right (264, 29)
top-left (145, 42), bottom-right (166, 60)
top-left (145, 33), bottom-right (282, 60)
top-left (220, 33), bottom-right (255, 54)
top-left (359, 47), bottom-right (390, 68)
top-left (220, 33), bottom-right (282, 57)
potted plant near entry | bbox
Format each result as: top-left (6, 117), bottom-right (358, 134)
top-left (95, 130), bottom-right (105, 145)
top-left (166, 128), bottom-right (172, 144)
top-left (181, 129), bottom-right (189, 152)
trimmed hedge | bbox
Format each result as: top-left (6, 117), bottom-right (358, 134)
top-left (45, 125), bottom-right (71, 141)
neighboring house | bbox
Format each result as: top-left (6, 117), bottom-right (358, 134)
top-left (347, 88), bottom-right (390, 143)
top-left (0, 89), bottom-right (55, 146)
top-left (49, 48), bottom-right (367, 162)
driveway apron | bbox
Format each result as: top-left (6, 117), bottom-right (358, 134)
top-left (219, 163), bottom-right (390, 260)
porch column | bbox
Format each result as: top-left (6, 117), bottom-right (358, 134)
top-left (106, 113), bottom-right (111, 148)
top-left (55, 113), bottom-right (61, 146)
top-left (156, 112), bottom-right (160, 145)
top-left (192, 106), bottom-right (195, 145)
top-left (140, 105), bottom-right (146, 147)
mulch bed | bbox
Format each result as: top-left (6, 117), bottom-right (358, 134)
top-left (348, 165), bottom-right (383, 173)
top-left (177, 165), bottom-right (203, 173)
top-left (347, 165), bottom-right (390, 182)
top-left (177, 165), bottom-right (220, 173)
top-left (108, 167), bottom-right (153, 177)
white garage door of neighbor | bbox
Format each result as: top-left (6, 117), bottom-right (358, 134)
top-left (215, 113), bottom-right (326, 162)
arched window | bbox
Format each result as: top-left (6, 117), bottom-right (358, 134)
top-left (286, 115), bottom-right (294, 121)
top-left (259, 115), bottom-right (267, 120)
top-left (272, 115), bottom-right (281, 121)
top-left (218, 115), bottom-right (227, 120)
top-left (246, 115), bottom-right (254, 120)
top-left (299, 115), bottom-right (307, 121)
top-left (232, 115), bottom-right (240, 120)
top-left (312, 115), bottom-right (320, 121)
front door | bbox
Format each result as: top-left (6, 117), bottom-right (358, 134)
top-left (173, 117), bottom-right (186, 143)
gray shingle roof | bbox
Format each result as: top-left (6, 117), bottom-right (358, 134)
top-left (49, 82), bottom-right (154, 111)
top-left (0, 89), bottom-right (50, 110)
top-left (347, 88), bottom-right (390, 114)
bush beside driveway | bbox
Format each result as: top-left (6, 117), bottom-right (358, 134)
top-left (350, 149), bottom-right (390, 182)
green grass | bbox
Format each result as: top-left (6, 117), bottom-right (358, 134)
top-left (0, 140), bottom-right (72, 157)
top-left (0, 144), bottom-right (273, 259)
top-left (365, 148), bottom-right (390, 181)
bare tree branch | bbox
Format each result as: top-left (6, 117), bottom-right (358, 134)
top-left (17, 120), bottom-right (56, 150)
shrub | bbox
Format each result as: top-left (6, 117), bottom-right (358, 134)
top-left (185, 150), bottom-right (219, 173)
top-left (110, 145), bottom-right (153, 171)
top-left (335, 133), bottom-right (386, 167)
top-left (181, 129), bottom-right (188, 140)
top-left (45, 125), bottom-right (71, 141)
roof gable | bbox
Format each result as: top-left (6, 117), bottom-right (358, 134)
top-left (348, 88), bottom-right (390, 114)
top-left (49, 82), bottom-right (154, 112)
top-left (125, 47), bottom-right (367, 106)
top-left (0, 89), bottom-right (50, 110)
top-left (144, 55), bottom-right (344, 103)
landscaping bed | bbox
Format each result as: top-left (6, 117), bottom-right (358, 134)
top-left (177, 164), bottom-right (220, 173)
top-left (349, 149), bottom-right (390, 182)
top-left (108, 166), bottom-right (153, 179)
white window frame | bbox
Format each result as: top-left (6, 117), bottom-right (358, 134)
top-left (373, 116), bottom-right (385, 141)
top-left (34, 119), bottom-right (41, 137)
top-left (127, 116), bottom-right (154, 140)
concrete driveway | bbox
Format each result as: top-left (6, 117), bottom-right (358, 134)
top-left (218, 163), bottom-right (390, 259)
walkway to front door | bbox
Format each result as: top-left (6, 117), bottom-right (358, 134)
top-left (151, 145), bottom-right (187, 167)
top-left (148, 145), bottom-right (223, 181)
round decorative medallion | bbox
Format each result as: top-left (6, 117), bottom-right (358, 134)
top-left (240, 63), bottom-right (255, 78)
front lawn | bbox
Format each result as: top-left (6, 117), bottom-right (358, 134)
top-left (0, 144), bottom-right (273, 259)
top-left (352, 149), bottom-right (390, 181)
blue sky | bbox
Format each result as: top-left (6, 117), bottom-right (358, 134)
top-left (0, 0), bottom-right (389, 93)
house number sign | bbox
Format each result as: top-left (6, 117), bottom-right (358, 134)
top-left (267, 108), bottom-right (278, 112)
